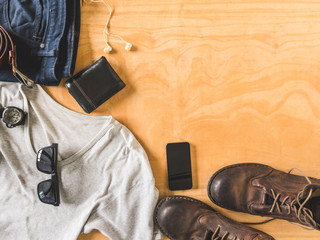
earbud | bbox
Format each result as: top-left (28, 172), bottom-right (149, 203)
top-left (86, 0), bottom-right (134, 53)
top-left (125, 42), bottom-right (132, 51)
top-left (104, 44), bottom-right (112, 53)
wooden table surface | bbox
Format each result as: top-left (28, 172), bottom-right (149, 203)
top-left (45, 1), bottom-right (320, 239)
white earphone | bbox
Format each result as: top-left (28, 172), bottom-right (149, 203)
top-left (85, 0), bottom-right (133, 53)
top-left (104, 43), bottom-right (113, 54)
top-left (125, 42), bottom-right (132, 51)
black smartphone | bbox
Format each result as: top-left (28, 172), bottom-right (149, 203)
top-left (166, 142), bottom-right (192, 191)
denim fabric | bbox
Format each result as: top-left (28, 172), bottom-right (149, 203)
top-left (0, 0), bottom-right (80, 86)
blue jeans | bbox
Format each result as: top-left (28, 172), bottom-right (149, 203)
top-left (0, 0), bottom-right (80, 86)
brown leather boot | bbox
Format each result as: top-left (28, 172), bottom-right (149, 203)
top-left (207, 163), bottom-right (320, 230)
top-left (154, 195), bottom-right (275, 240)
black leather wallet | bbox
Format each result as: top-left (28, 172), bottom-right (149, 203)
top-left (65, 56), bottom-right (125, 113)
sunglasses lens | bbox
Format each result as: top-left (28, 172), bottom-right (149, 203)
top-left (37, 146), bottom-right (55, 173)
top-left (37, 179), bottom-right (58, 205)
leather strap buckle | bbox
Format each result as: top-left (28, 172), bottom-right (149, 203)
top-left (0, 25), bottom-right (33, 87)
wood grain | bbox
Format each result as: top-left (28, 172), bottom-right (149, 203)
top-left (45, 1), bottom-right (320, 239)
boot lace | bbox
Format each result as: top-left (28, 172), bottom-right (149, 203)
top-left (244, 168), bottom-right (320, 230)
top-left (268, 168), bottom-right (320, 229)
top-left (204, 226), bottom-right (237, 240)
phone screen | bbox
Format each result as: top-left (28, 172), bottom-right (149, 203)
top-left (166, 142), bottom-right (192, 190)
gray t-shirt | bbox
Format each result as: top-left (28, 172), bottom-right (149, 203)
top-left (0, 82), bottom-right (161, 240)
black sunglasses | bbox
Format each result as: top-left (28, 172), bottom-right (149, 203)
top-left (36, 143), bottom-right (60, 206)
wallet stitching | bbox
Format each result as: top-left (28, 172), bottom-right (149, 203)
top-left (73, 80), bottom-right (97, 109)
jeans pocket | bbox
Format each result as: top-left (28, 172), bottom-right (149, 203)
top-left (4, 0), bottom-right (47, 43)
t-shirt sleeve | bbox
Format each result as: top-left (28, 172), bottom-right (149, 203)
top-left (82, 181), bottom-right (162, 240)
